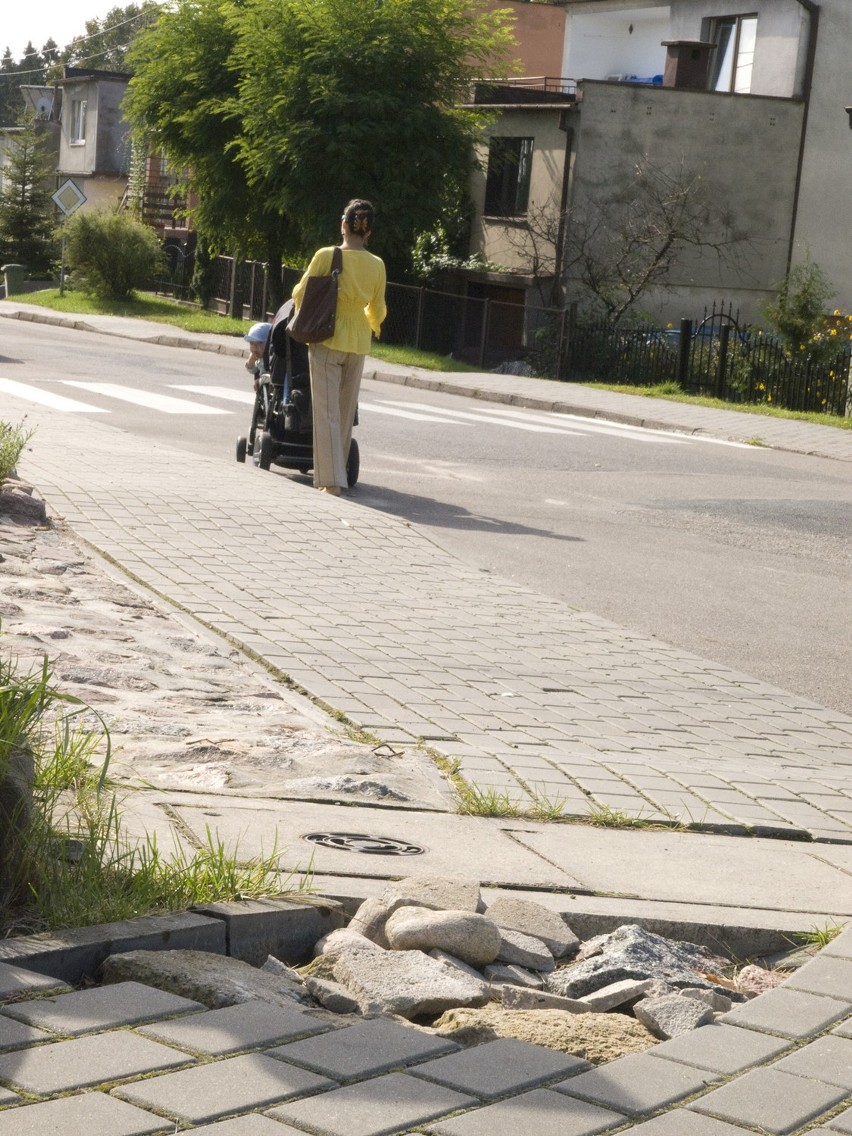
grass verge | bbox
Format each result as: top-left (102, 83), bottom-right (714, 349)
top-left (582, 381), bottom-right (851, 431)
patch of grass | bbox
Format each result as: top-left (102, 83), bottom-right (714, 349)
top-left (369, 342), bottom-right (482, 373)
top-left (13, 289), bottom-right (479, 373)
top-left (11, 288), bottom-right (248, 338)
top-left (585, 801), bottom-right (688, 831)
top-left (583, 381), bottom-right (851, 430)
top-left (746, 436), bottom-right (768, 447)
top-left (1, 637), bottom-right (311, 937)
top-left (453, 780), bottom-right (523, 818)
top-left (792, 922), bottom-right (846, 949)
top-left (527, 788), bottom-right (570, 821)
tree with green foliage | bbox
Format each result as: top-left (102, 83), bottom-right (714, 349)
top-left (62, 208), bottom-right (164, 300)
top-left (0, 114), bottom-right (57, 275)
top-left (123, 0), bottom-right (514, 293)
top-left (64, 3), bottom-right (161, 72)
top-left (763, 258), bottom-right (838, 360)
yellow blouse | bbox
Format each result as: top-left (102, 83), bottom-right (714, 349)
top-left (292, 246), bottom-right (387, 355)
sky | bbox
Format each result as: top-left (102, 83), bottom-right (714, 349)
top-left (2, 0), bottom-right (167, 61)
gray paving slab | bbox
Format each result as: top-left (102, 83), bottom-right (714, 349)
top-left (269, 1016), bottom-right (459, 1080)
top-left (407, 1036), bottom-right (590, 1098)
top-left (626, 1113), bottom-right (757, 1134)
top-left (267, 1070), bottom-right (478, 1136)
top-left (785, 955), bottom-right (852, 1000)
top-left (0, 982), bottom-right (204, 1036)
top-left (497, 824), bottom-right (852, 912)
top-left (188, 1120), bottom-right (309, 1136)
top-left (688, 1067), bottom-right (848, 1134)
top-left (165, 798), bottom-right (583, 889)
top-left (718, 987), bottom-right (852, 1038)
top-left (0, 1030), bottom-right (194, 1094)
top-left (136, 997), bottom-right (331, 1056)
top-left (0, 963), bottom-right (69, 1002)
top-left (823, 1103), bottom-right (852, 1132)
top-left (0, 1087), bottom-right (21, 1107)
top-left (425, 1086), bottom-right (624, 1136)
top-left (112, 1052), bottom-right (336, 1125)
top-left (0, 1017), bottom-right (52, 1053)
top-left (553, 1051), bottom-right (721, 1116)
top-left (0, 1091), bottom-right (171, 1135)
top-left (771, 1033), bottom-right (852, 1089)
top-left (649, 1023), bottom-right (793, 1075)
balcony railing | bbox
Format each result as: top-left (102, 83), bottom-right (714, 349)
top-left (471, 77), bottom-right (578, 105)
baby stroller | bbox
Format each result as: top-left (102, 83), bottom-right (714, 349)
top-left (235, 300), bottom-right (360, 486)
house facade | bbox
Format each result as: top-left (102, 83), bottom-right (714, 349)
top-left (468, 0), bottom-right (851, 325)
top-left (55, 68), bottom-right (132, 211)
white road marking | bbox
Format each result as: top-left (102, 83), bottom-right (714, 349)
top-left (0, 376), bottom-right (108, 412)
top-left (362, 404), bottom-right (466, 424)
top-left (482, 405), bottom-right (686, 443)
top-left (470, 405), bottom-right (754, 448)
top-left (171, 385), bottom-right (255, 405)
top-left (371, 399), bottom-right (584, 435)
top-left (60, 382), bottom-right (229, 415)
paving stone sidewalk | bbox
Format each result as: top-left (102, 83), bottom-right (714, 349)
top-left (3, 928), bottom-right (852, 1134)
top-left (9, 387), bottom-right (852, 845)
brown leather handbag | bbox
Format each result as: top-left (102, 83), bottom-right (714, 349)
top-left (287, 246), bottom-right (343, 344)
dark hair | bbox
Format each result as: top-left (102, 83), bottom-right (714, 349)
top-left (343, 199), bottom-right (374, 236)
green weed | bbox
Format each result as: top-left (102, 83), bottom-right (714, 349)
top-left (0, 419), bottom-right (35, 487)
top-left (453, 781), bottom-right (522, 818)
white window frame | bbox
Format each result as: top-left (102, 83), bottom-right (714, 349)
top-left (709, 14), bottom-right (758, 94)
top-left (70, 97), bottom-right (87, 144)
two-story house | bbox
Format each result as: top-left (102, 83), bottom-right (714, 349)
top-left (467, 0), bottom-right (850, 326)
top-left (56, 67), bottom-right (132, 211)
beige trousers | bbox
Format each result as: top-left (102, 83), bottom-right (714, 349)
top-left (309, 343), bottom-right (365, 488)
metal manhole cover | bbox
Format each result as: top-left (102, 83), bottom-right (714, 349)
top-left (303, 832), bottom-right (425, 856)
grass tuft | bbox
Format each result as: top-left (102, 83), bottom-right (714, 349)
top-left (0, 418), bottom-right (35, 487)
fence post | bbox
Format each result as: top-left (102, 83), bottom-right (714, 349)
top-left (715, 324), bottom-right (731, 398)
top-left (556, 306), bottom-right (568, 379)
top-left (415, 288), bottom-right (425, 351)
top-left (676, 319), bottom-right (693, 388)
top-left (479, 299), bottom-right (491, 369)
top-left (228, 257), bottom-right (241, 320)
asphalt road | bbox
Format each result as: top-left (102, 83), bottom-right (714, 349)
top-left (3, 320), bottom-right (850, 714)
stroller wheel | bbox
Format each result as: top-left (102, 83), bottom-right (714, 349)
top-left (346, 437), bottom-right (360, 487)
top-left (236, 436), bottom-right (247, 464)
top-left (254, 430), bottom-right (275, 472)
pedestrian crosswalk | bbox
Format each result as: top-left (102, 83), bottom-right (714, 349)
top-left (0, 377), bottom-right (752, 447)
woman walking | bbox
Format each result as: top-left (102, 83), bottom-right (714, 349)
top-left (292, 199), bottom-right (387, 495)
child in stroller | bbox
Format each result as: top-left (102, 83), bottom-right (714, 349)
top-left (235, 301), bottom-right (360, 485)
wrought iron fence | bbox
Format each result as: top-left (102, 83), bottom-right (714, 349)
top-left (154, 252), bottom-right (851, 417)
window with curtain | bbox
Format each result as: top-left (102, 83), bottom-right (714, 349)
top-left (70, 97), bottom-right (87, 142)
top-left (710, 15), bottom-right (758, 94)
top-left (484, 137), bottom-right (534, 217)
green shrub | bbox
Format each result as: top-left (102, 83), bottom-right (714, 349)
top-left (0, 419), bottom-right (35, 487)
top-left (62, 209), bottom-right (165, 301)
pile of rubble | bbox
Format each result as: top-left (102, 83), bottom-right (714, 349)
top-left (102, 875), bottom-right (789, 1066)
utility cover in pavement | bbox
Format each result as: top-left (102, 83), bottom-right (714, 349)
top-left (303, 833), bottom-right (425, 855)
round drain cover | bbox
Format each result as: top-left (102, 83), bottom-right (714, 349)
top-left (303, 832), bottom-right (425, 856)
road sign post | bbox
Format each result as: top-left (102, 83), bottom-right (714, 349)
top-left (52, 179), bottom-right (87, 296)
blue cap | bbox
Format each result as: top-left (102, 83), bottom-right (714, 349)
top-left (244, 322), bottom-right (272, 344)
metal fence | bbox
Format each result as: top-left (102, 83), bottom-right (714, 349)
top-left (153, 253), bottom-right (851, 417)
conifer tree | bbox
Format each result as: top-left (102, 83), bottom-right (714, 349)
top-left (0, 113), bottom-right (57, 274)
